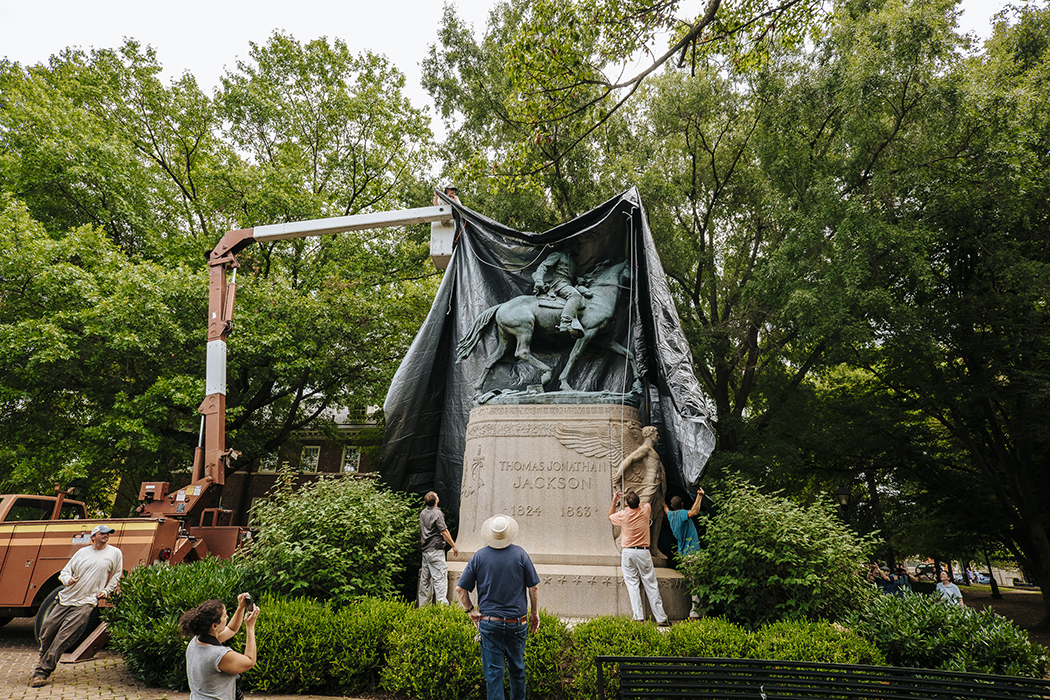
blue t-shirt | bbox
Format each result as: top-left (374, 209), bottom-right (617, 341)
top-left (666, 509), bottom-right (700, 557)
top-left (458, 545), bottom-right (540, 618)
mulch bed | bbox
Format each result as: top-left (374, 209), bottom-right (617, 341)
top-left (963, 587), bottom-right (1049, 649)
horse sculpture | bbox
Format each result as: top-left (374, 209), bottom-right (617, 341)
top-left (455, 259), bottom-right (638, 393)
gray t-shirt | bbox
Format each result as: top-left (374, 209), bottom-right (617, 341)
top-left (420, 506), bottom-right (448, 552)
top-left (186, 637), bottom-right (236, 700)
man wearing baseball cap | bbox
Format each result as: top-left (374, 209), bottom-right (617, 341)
top-left (29, 524), bottom-right (123, 687)
top-left (455, 514), bottom-right (539, 700)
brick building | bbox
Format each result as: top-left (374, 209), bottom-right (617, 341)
top-left (221, 409), bottom-right (383, 526)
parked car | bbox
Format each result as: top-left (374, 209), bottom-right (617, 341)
top-left (914, 563), bottom-right (937, 581)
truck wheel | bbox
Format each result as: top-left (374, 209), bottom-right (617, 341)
top-left (0, 617), bottom-right (12, 628)
top-left (34, 588), bottom-right (101, 650)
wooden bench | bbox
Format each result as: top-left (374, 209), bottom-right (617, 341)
top-left (595, 656), bottom-right (1050, 699)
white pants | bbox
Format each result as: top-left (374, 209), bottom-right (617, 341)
top-left (418, 548), bottom-right (449, 605)
top-left (621, 548), bottom-right (667, 623)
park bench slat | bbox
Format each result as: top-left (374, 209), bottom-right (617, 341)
top-left (598, 656), bottom-right (1050, 700)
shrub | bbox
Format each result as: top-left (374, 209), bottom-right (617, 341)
top-left (381, 604), bottom-right (484, 700)
top-left (751, 619), bottom-right (884, 664)
top-left (847, 593), bottom-right (1048, 677)
top-left (568, 616), bottom-right (667, 700)
top-left (678, 477), bottom-right (875, 628)
top-left (664, 617), bottom-right (754, 658)
top-left (107, 556), bottom-right (251, 690)
top-left (243, 473), bottom-right (419, 604)
top-left (331, 596), bottom-right (413, 693)
top-left (244, 595), bottom-right (341, 694)
top-left (526, 611), bottom-right (572, 700)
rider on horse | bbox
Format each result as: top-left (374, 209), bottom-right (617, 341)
top-left (533, 249), bottom-right (586, 338)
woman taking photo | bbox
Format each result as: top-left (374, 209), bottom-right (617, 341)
top-left (178, 593), bottom-right (261, 700)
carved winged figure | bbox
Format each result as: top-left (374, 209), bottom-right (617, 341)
top-left (555, 422), bottom-right (666, 555)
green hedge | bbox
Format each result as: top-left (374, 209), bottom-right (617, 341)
top-left (110, 560), bottom-right (1046, 698)
top-left (847, 593), bottom-right (1048, 677)
top-left (751, 619), bottom-right (884, 664)
top-left (381, 604), bottom-right (484, 700)
top-left (569, 615), bottom-right (667, 700)
top-left (245, 595), bottom-right (411, 694)
top-left (107, 556), bottom-right (251, 690)
top-left (663, 616), bottom-right (754, 658)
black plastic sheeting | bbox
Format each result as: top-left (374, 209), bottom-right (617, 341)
top-left (379, 187), bottom-right (717, 516)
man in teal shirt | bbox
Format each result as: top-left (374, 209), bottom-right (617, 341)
top-left (663, 488), bottom-right (707, 620)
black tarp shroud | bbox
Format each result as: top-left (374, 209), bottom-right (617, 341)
top-left (379, 188), bottom-right (717, 517)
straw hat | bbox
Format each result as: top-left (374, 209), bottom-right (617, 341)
top-left (481, 514), bottom-right (519, 549)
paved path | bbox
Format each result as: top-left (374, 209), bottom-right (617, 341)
top-left (0, 618), bottom-right (344, 700)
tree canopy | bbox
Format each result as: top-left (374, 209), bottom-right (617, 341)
top-left (0, 34), bottom-right (438, 513)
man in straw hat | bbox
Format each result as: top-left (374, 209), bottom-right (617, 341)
top-left (456, 514), bottom-right (540, 700)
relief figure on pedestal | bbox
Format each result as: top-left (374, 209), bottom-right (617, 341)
top-left (611, 426), bottom-right (665, 557)
top-left (456, 257), bottom-right (638, 394)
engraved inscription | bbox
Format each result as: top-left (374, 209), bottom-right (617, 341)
top-left (500, 460), bottom-right (606, 473)
top-left (512, 476), bottom-right (593, 489)
top-left (510, 504), bottom-right (542, 517)
top-left (561, 506), bottom-right (593, 517)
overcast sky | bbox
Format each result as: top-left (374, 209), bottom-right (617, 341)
top-left (0, 0), bottom-right (1011, 130)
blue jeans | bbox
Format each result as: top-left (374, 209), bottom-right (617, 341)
top-left (479, 619), bottom-right (527, 700)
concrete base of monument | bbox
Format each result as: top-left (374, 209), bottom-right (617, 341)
top-left (451, 401), bottom-right (692, 619)
top-left (446, 560), bottom-right (692, 620)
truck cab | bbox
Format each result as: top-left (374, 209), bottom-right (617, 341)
top-left (0, 494), bottom-right (87, 523)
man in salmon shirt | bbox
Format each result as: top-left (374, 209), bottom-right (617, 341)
top-left (608, 489), bottom-right (669, 625)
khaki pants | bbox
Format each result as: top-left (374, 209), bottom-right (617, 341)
top-left (417, 549), bottom-right (449, 605)
top-left (34, 603), bottom-right (94, 677)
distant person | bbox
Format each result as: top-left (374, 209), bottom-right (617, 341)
top-left (609, 490), bottom-right (669, 626)
top-left (890, 563), bottom-right (917, 596)
top-left (418, 491), bottom-right (459, 605)
top-left (30, 524), bottom-right (123, 688)
top-left (935, 570), bottom-right (964, 606)
top-left (179, 593), bottom-right (260, 700)
top-left (456, 514), bottom-right (540, 700)
top-left (662, 489), bottom-right (708, 620)
top-left (433, 183), bottom-right (462, 205)
top-left (866, 563), bottom-right (895, 594)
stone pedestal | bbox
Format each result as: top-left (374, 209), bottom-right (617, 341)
top-left (448, 402), bottom-right (689, 619)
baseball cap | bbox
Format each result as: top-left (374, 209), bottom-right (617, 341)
top-left (91, 525), bottom-right (115, 535)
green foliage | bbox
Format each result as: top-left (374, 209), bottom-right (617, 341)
top-left (679, 478), bottom-right (875, 628)
top-left (0, 35), bottom-right (437, 508)
top-left (568, 616), bottom-right (667, 700)
top-left (106, 557), bottom-right (251, 690)
top-left (663, 617), bottom-right (754, 658)
top-left (244, 595), bottom-right (411, 694)
top-left (526, 611), bottom-right (572, 700)
top-left (242, 474), bottom-right (418, 604)
top-left (333, 597), bottom-right (414, 693)
top-left (380, 604), bottom-right (484, 700)
top-left (245, 595), bottom-right (340, 693)
top-left (751, 619), bottom-right (884, 664)
top-left (847, 593), bottom-right (1048, 677)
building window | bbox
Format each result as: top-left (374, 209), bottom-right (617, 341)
top-left (341, 447), bottom-right (361, 473)
top-left (258, 453), bottom-right (278, 473)
top-left (301, 446), bottom-right (321, 473)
